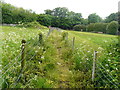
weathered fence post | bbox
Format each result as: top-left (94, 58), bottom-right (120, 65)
top-left (47, 26), bottom-right (52, 38)
top-left (72, 37), bottom-right (75, 51)
top-left (21, 39), bottom-right (26, 71)
top-left (92, 51), bottom-right (97, 82)
top-left (39, 33), bottom-right (43, 44)
top-left (65, 32), bottom-right (68, 41)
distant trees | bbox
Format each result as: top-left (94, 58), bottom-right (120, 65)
top-left (1, 1), bottom-right (119, 35)
top-left (40, 7), bottom-right (82, 29)
top-left (37, 14), bottom-right (53, 27)
top-left (104, 13), bottom-right (118, 23)
top-left (88, 13), bottom-right (102, 24)
top-left (2, 2), bottom-right (37, 24)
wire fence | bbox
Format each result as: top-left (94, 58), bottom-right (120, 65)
top-left (1, 28), bottom-right (120, 88)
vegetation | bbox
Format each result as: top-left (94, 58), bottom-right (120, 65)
top-left (17, 21), bottom-right (47, 29)
top-left (1, 26), bottom-right (120, 88)
top-left (88, 13), bottom-right (102, 24)
top-left (1, 0), bottom-right (120, 89)
top-left (106, 21), bottom-right (119, 35)
top-left (87, 23), bottom-right (108, 33)
top-left (73, 24), bottom-right (86, 31)
top-left (1, 1), bottom-right (119, 35)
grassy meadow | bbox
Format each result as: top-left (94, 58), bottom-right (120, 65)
top-left (1, 26), bottom-right (120, 88)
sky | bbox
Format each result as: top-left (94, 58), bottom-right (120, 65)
top-left (3, 0), bottom-right (120, 19)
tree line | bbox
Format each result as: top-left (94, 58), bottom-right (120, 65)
top-left (1, 1), bottom-right (119, 35)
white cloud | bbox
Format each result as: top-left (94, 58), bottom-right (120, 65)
top-left (4, 0), bottom-right (120, 18)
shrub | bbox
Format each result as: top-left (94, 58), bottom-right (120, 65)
top-left (17, 21), bottom-right (48, 29)
top-left (106, 21), bottom-right (118, 35)
top-left (87, 23), bottom-right (95, 32)
top-left (94, 23), bottom-right (108, 33)
top-left (87, 23), bottom-right (108, 33)
top-left (73, 24), bottom-right (86, 31)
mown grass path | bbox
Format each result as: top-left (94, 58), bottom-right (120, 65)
top-left (50, 31), bottom-right (72, 88)
top-left (56, 50), bottom-right (71, 88)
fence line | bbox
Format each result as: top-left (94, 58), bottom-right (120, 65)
top-left (97, 59), bottom-right (119, 85)
top-left (96, 65), bottom-right (118, 88)
top-left (1, 29), bottom-right (119, 88)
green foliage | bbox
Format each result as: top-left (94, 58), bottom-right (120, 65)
top-left (104, 13), bottom-right (118, 23)
top-left (52, 7), bottom-right (69, 17)
top-left (87, 23), bottom-right (108, 33)
top-left (93, 23), bottom-right (108, 33)
top-left (87, 23), bottom-right (95, 32)
top-left (73, 24), bottom-right (86, 31)
top-left (106, 21), bottom-right (118, 35)
top-left (17, 21), bottom-right (47, 29)
top-left (37, 14), bottom-right (53, 27)
top-left (2, 2), bottom-right (37, 24)
top-left (88, 13), bottom-right (102, 24)
top-left (2, 13), bottom-right (120, 88)
top-left (43, 7), bottom-right (82, 29)
top-left (81, 18), bottom-right (88, 25)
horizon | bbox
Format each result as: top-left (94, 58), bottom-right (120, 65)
top-left (3, 0), bottom-right (120, 19)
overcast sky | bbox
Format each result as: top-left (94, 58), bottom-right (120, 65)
top-left (3, 0), bottom-right (120, 19)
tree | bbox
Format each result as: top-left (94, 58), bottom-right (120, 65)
top-left (81, 18), bottom-right (88, 25)
top-left (44, 7), bottom-right (82, 29)
top-left (44, 9), bottom-right (53, 15)
top-left (88, 13), bottom-right (102, 24)
top-left (104, 13), bottom-right (118, 23)
top-left (2, 2), bottom-right (37, 24)
top-left (37, 14), bottom-right (53, 26)
top-left (52, 7), bottom-right (69, 17)
top-left (106, 21), bottom-right (118, 35)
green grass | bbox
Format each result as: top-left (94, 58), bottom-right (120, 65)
top-left (1, 26), bottom-right (120, 88)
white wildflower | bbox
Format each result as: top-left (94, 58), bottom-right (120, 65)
top-left (108, 59), bottom-right (111, 62)
top-left (41, 56), bottom-right (44, 59)
top-left (105, 64), bottom-right (108, 66)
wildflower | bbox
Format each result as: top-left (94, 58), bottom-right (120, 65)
top-left (35, 50), bottom-right (38, 53)
top-left (41, 56), bottom-right (44, 59)
top-left (108, 59), bottom-right (111, 61)
top-left (105, 64), bottom-right (108, 66)
top-left (109, 53), bottom-right (112, 55)
top-left (86, 58), bottom-right (89, 60)
top-left (87, 51), bottom-right (90, 53)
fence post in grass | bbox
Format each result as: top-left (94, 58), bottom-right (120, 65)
top-left (21, 39), bottom-right (26, 71)
top-left (65, 32), bottom-right (68, 41)
top-left (39, 33), bottom-right (43, 45)
top-left (72, 37), bottom-right (75, 51)
top-left (47, 26), bottom-right (52, 38)
top-left (92, 51), bottom-right (97, 82)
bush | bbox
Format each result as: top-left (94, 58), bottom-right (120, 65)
top-left (17, 21), bottom-right (48, 29)
top-left (106, 21), bottom-right (118, 35)
top-left (73, 24), bottom-right (86, 31)
top-left (87, 23), bottom-right (95, 32)
top-left (94, 23), bottom-right (108, 33)
top-left (87, 23), bottom-right (108, 33)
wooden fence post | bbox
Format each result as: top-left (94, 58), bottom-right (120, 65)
top-left (39, 33), bottom-right (43, 44)
top-left (92, 51), bottom-right (97, 82)
top-left (72, 37), bottom-right (75, 51)
top-left (21, 39), bottom-right (26, 71)
top-left (65, 32), bottom-right (68, 41)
